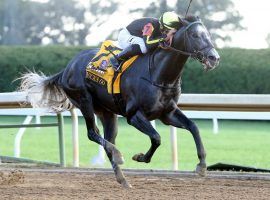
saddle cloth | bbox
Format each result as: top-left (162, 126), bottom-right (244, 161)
top-left (86, 40), bottom-right (138, 94)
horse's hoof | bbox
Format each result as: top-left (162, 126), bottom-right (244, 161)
top-left (195, 163), bottom-right (207, 177)
top-left (132, 153), bottom-right (145, 162)
top-left (112, 150), bottom-right (124, 165)
top-left (121, 180), bottom-right (132, 189)
top-left (132, 153), bottom-right (151, 163)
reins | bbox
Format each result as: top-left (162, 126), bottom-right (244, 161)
top-left (159, 20), bottom-right (215, 65)
top-left (159, 43), bottom-right (194, 56)
top-left (159, 21), bottom-right (203, 56)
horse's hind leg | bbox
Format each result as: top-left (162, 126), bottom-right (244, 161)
top-left (79, 93), bottom-right (124, 165)
top-left (99, 112), bottom-right (131, 188)
top-left (161, 108), bottom-right (207, 176)
top-left (128, 110), bottom-right (161, 163)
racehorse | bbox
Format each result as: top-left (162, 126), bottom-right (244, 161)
top-left (19, 15), bottom-right (220, 188)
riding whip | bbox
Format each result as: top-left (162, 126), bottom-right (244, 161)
top-left (185, 0), bottom-right (193, 17)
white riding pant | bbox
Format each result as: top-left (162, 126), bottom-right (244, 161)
top-left (118, 28), bottom-right (147, 54)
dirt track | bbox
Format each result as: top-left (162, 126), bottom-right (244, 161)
top-left (0, 167), bottom-right (270, 200)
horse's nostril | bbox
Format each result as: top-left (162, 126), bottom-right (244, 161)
top-left (208, 55), bottom-right (216, 61)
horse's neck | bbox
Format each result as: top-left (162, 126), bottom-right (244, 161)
top-left (151, 49), bottom-right (188, 86)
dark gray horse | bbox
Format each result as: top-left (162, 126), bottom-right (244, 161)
top-left (19, 16), bottom-right (220, 188)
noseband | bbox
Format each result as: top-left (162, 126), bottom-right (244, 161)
top-left (160, 21), bottom-right (214, 62)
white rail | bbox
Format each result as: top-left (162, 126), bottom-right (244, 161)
top-left (0, 92), bottom-right (270, 169)
top-left (178, 94), bottom-right (270, 111)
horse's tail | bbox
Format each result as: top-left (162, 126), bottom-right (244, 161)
top-left (18, 71), bottom-right (73, 113)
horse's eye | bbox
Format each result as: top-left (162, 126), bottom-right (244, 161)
top-left (192, 33), bottom-right (199, 38)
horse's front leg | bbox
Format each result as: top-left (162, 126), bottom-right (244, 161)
top-left (128, 110), bottom-right (161, 163)
top-left (161, 107), bottom-right (207, 176)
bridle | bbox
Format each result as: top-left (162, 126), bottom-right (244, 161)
top-left (160, 20), bottom-right (214, 64)
top-left (142, 20), bottom-right (215, 90)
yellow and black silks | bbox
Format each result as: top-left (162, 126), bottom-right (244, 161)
top-left (86, 40), bottom-right (138, 94)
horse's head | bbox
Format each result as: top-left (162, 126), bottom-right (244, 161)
top-left (171, 16), bottom-right (220, 70)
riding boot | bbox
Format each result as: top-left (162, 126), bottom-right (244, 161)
top-left (110, 44), bottom-right (142, 72)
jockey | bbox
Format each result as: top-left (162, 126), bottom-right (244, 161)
top-left (110, 11), bottom-right (180, 71)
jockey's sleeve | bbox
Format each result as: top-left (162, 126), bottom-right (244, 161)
top-left (142, 23), bottom-right (166, 50)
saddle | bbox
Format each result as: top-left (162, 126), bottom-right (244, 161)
top-left (86, 40), bottom-right (138, 94)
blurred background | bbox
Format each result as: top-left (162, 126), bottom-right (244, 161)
top-left (0, 0), bottom-right (270, 93)
top-left (1, 0), bottom-right (270, 48)
top-left (0, 0), bottom-right (270, 48)
top-left (0, 0), bottom-right (269, 170)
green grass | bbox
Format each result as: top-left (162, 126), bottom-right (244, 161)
top-left (0, 116), bottom-right (269, 170)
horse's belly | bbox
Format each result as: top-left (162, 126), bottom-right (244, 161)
top-left (91, 86), bottom-right (124, 115)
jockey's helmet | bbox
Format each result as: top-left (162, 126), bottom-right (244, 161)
top-left (159, 11), bottom-right (180, 30)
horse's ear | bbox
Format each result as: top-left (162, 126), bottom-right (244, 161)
top-left (196, 16), bottom-right (201, 22)
top-left (179, 17), bottom-right (189, 26)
